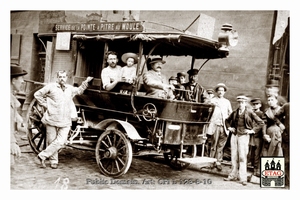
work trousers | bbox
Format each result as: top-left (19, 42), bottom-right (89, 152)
top-left (210, 125), bottom-right (227, 164)
top-left (228, 134), bottom-right (249, 182)
top-left (248, 137), bottom-right (263, 173)
top-left (38, 125), bottom-right (69, 164)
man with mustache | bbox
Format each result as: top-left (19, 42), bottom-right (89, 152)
top-left (101, 51), bottom-right (122, 91)
top-left (184, 69), bottom-right (208, 103)
top-left (143, 57), bottom-right (175, 99)
top-left (34, 70), bottom-right (93, 169)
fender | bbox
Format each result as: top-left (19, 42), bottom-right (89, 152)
top-left (94, 119), bottom-right (145, 141)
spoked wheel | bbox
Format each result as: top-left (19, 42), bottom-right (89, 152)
top-left (95, 129), bottom-right (133, 178)
top-left (163, 144), bottom-right (197, 170)
top-left (25, 98), bottom-right (47, 154)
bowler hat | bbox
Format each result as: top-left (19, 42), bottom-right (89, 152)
top-left (177, 72), bottom-right (187, 78)
top-left (266, 79), bottom-right (279, 87)
top-left (11, 64), bottom-right (27, 77)
top-left (121, 52), bottom-right (138, 64)
top-left (187, 69), bottom-right (199, 76)
top-left (236, 95), bottom-right (248, 102)
top-left (214, 83), bottom-right (227, 92)
top-left (149, 57), bottom-right (166, 65)
top-left (250, 98), bottom-right (261, 104)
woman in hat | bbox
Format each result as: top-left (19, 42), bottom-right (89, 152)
top-left (10, 64), bottom-right (28, 166)
top-left (120, 52), bottom-right (138, 84)
top-left (261, 94), bottom-right (284, 157)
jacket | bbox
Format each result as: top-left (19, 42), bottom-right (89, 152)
top-left (225, 107), bottom-right (264, 136)
top-left (184, 82), bottom-right (207, 103)
top-left (143, 70), bottom-right (169, 98)
top-left (34, 81), bottom-right (89, 127)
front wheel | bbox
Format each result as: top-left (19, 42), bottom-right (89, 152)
top-left (163, 144), bottom-right (197, 170)
top-left (25, 98), bottom-right (47, 154)
top-left (95, 129), bottom-right (133, 178)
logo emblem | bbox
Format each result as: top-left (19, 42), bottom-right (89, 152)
top-left (260, 157), bottom-right (285, 188)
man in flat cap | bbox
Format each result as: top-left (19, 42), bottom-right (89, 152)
top-left (143, 57), bottom-right (175, 99)
top-left (11, 64), bottom-right (28, 166)
top-left (209, 83), bottom-right (232, 171)
top-left (184, 69), bottom-right (207, 103)
top-left (224, 95), bottom-right (264, 186)
top-left (248, 98), bottom-right (264, 176)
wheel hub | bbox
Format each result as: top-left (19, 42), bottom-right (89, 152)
top-left (104, 147), bottom-right (118, 159)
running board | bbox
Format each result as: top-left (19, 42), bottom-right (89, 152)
top-left (133, 149), bottom-right (169, 156)
top-left (177, 156), bottom-right (217, 167)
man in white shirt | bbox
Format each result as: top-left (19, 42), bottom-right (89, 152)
top-left (101, 51), bottom-right (122, 91)
top-left (209, 83), bottom-right (232, 171)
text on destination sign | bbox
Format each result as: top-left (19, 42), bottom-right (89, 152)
top-left (54, 22), bottom-right (144, 32)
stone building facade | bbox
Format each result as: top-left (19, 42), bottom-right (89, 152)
top-left (10, 10), bottom-right (289, 108)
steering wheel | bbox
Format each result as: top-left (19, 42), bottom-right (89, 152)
top-left (142, 103), bottom-right (157, 121)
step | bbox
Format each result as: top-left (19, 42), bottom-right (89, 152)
top-left (178, 156), bottom-right (217, 168)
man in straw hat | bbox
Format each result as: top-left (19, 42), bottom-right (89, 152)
top-left (224, 95), bottom-right (264, 186)
top-left (209, 83), bottom-right (232, 171)
top-left (11, 64), bottom-right (28, 166)
top-left (34, 70), bottom-right (93, 169)
top-left (143, 57), bottom-right (175, 99)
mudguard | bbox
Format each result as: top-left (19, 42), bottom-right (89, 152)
top-left (93, 119), bottom-right (145, 141)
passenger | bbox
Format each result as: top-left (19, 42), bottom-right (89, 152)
top-left (261, 94), bottom-right (284, 157)
top-left (34, 70), bottom-right (93, 169)
top-left (184, 69), bottom-right (208, 103)
top-left (101, 51), bottom-right (122, 91)
top-left (10, 64), bottom-right (28, 166)
top-left (206, 89), bottom-right (215, 100)
top-left (177, 71), bottom-right (187, 85)
top-left (248, 98), bottom-right (264, 177)
top-left (120, 52), bottom-right (138, 84)
top-left (224, 95), bottom-right (264, 186)
top-left (175, 72), bottom-right (186, 100)
top-left (168, 76), bottom-right (178, 86)
top-left (143, 57), bottom-right (175, 99)
top-left (209, 83), bottom-right (232, 171)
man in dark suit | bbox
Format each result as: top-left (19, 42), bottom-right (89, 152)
top-left (184, 69), bottom-right (208, 103)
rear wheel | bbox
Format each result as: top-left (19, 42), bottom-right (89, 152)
top-left (164, 144), bottom-right (197, 170)
top-left (95, 129), bottom-right (133, 178)
top-left (25, 98), bottom-right (47, 154)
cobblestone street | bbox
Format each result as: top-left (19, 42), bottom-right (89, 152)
top-left (10, 131), bottom-right (278, 190)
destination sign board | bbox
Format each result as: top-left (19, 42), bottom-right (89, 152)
top-left (54, 21), bottom-right (144, 32)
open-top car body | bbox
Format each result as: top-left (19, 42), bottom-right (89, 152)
top-left (25, 20), bottom-right (237, 177)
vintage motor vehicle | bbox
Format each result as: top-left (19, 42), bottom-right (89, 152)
top-left (24, 20), bottom-right (238, 177)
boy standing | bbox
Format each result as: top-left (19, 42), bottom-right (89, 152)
top-left (224, 95), bottom-right (264, 186)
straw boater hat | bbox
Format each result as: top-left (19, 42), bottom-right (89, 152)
top-left (236, 95), bottom-right (248, 102)
top-left (206, 89), bottom-right (214, 94)
top-left (149, 57), bottom-right (166, 65)
top-left (169, 76), bottom-right (177, 81)
top-left (214, 83), bottom-right (227, 92)
top-left (11, 64), bottom-right (27, 78)
top-left (121, 52), bottom-right (138, 64)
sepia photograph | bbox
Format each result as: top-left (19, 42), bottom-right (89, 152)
top-left (6, 1), bottom-right (296, 194)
